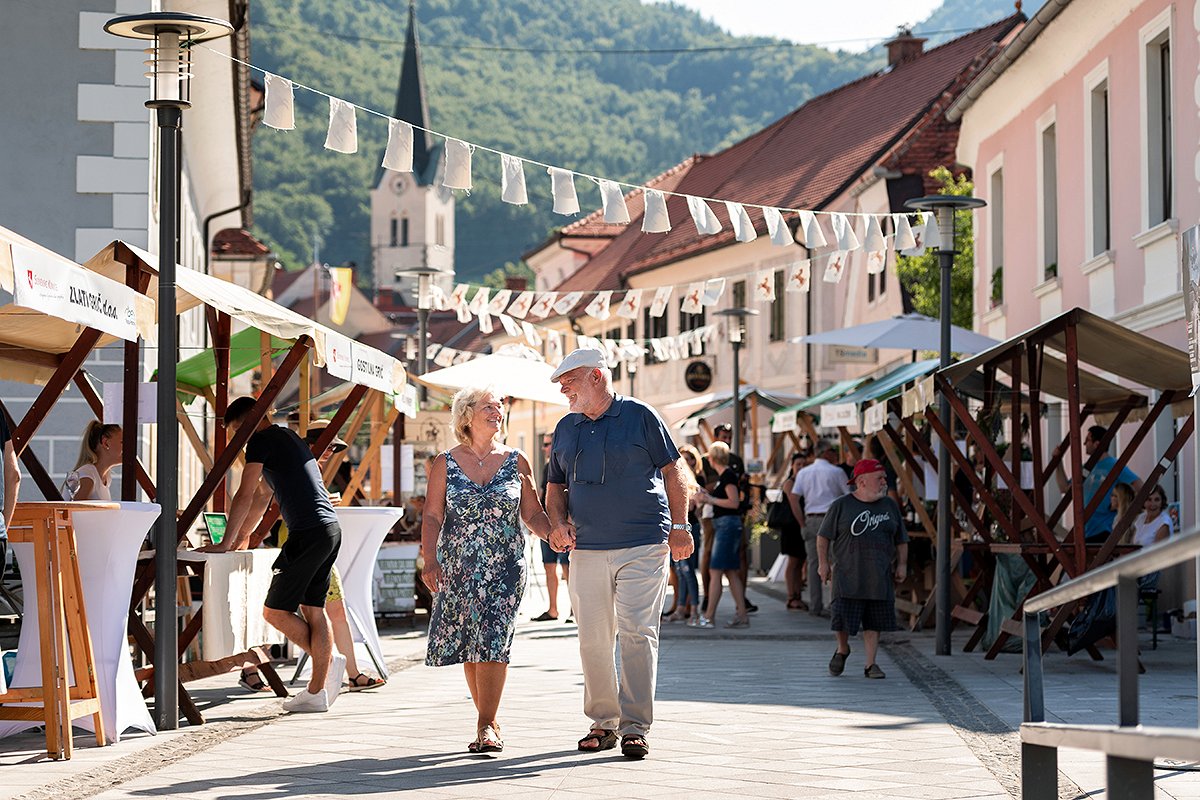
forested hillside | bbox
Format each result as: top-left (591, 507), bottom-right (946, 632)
top-left (249, 0), bottom-right (1029, 282)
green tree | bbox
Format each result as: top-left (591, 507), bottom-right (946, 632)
top-left (895, 166), bottom-right (977, 328)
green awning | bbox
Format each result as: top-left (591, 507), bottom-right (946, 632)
top-left (174, 327), bottom-right (290, 395)
top-left (770, 376), bottom-right (871, 427)
top-left (823, 359), bottom-right (940, 411)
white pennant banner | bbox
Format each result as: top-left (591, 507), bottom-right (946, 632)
top-left (521, 320), bottom-right (542, 347)
top-left (902, 213), bottom-right (930, 256)
top-left (444, 138), bottom-right (473, 190)
top-left (649, 286), bottom-right (672, 318)
top-left (382, 119), bottom-right (414, 172)
top-left (448, 283), bottom-right (470, 310)
top-left (823, 250), bottom-right (849, 283)
top-left (498, 313), bottom-right (522, 338)
top-left (604, 339), bottom-right (621, 368)
top-left (834, 214), bottom-right (860, 251)
top-left (687, 196), bottom-right (722, 235)
top-left (725, 202), bottom-right (757, 242)
top-left (786, 260), bottom-right (811, 293)
top-left (651, 339), bottom-right (668, 361)
top-left (681, 282), bottom-right (704, 314)
top-left (506, 290), bottom-right (535, 319)
top-left (500, 154), bottom-right (528, 205)
top-left (802, 211), bottom-right (828, 249)
top-left (862, 215), bottom-right (885, 252)
top-left (616, 289), bottom-right (643, 320)
top-left (754, 269), bottom-right (776, 302)
top-left (764, 207), bottom-right (793, 246)
top-left (922, 212), bottom-right (942, 250)
top-left (584, 290), bottom-right (613, 320)
top-left (433, 346), bottom-right (456, 368)
top-left (894, 213), bottom-right (917, 251)
top-left (641, 190), bottom-right (671, 233)
top-left (487, 289), bottom-right (512, 315)
top-left (549, 168), bottom-right (579, 215)
top-left (467, 287), bottom-right (490, 316)
top-left (701, 277), bottom-right (726, 306)
top-left (598, 180), bottom-right (631, 224)
top-left (263, 74), bottom-right (295, 130)
top-left (324, 98), bottom-right (358, 153)
top-left (552, 291), bottom-right (583, 315)
top-left (429, 284), bottom-right (449, 311)
top-left (547, 329), bottom-right (563, 364)
top-left (477, 310), bottom-right (493, 334)
top-left (529, 292), bottom-right (557, 319)
top-left (866, 249), bottom-right (887, 274)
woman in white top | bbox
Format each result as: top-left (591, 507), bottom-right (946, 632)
top-left (64, 422), bottom-right (122, 501)
top-left (1112, 483), bottom-right (1171, 589)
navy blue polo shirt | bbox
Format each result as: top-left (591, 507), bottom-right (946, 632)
top-left (546, 394), bottom-right (680, 550)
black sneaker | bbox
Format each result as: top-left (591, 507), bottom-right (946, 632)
top-left (745, 602), bottom-right (759, 614)
top-left (829, 648), bottom-right (849, 676)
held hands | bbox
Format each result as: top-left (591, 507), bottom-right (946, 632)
top-left (668, 527), bottom-right (694, 561)
top-left (549, 522), bottom-right (577, 553)
top-left (422, 559), bottom-right (444, 593)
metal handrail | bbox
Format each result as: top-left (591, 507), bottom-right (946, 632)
top-left (1020, 524), bottom-right (1200, 799)
top-left (1025, 525), bottom-right (1200, 613)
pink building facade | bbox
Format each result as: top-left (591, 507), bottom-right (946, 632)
top-left (954, 0), bottom-right (1198, 529)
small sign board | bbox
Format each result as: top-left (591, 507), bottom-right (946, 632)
top-left (103, 381), bottom-right (157, 424)
top-left (1181, 224), bottom-right (1200, 395)
top-left (684, 360), bottom-right (713, 393)
top-left (827, 345), bottom-right (877, 365)
top-left (373, 543), bottom-right (419, 615)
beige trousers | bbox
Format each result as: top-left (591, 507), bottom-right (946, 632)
top-left (567, 543), bottom-right (671, 737)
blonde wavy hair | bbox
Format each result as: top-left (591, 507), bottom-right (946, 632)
top-left (677, 443), bottom-right (703, 491)
top-left (706, 440), bottom-right (730, 468)
top-left (450, 386), bottom-right (505, 447)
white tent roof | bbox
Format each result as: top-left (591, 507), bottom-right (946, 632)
top-left (418, 349), bottom-right (567, 406)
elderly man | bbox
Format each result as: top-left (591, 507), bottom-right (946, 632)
top-left (817, 458), bottom-right (907, 680)
top-left (546, 348), bottom-right (692, 760)
top-left (788, 440), bottom-right (848, 617)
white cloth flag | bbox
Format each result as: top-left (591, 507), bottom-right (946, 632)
top-left (500, 154), bottom-right (528, 205)
top-left (443, 139), bottom-right (473, 190)
top-left (725, 202), bottom-right (757, 242)
top-left (477, 310), bottom-right (493, 334)
top-left (506, 290), bottom-right (535, 319)
top-left (902, 213), bottom-right (930, 256)
top-left (823, 251), bottom-right (849, 283)
top-left (862, 215), bottom-right (886, 252)
top-left (665, 337), bottom-right (681, 361)
top-left (833, 214), bottom-right (860, 251)
top-left (585, 291), bottom-right (613, 320)
top-left (650, 339), bottom-right (668, 361)
top-left (263, 74), bottom-right (295, 130)
top-left (553, 291), bottom-right (583, 315)
top-left (382, 119), bottom-right (414, 172)
top-left (866, 250), bottom-right (887, 274)
top-left (922, 212), bottom-right (942, 250)
top-left (520, 320), bottom-right (542, 347)
top-left (604, 339), bottom-right (621, 368)
top-left (616, 289), bottom-right (643, 320)
top-left (487, 289), bottom-right (512, 315)
top-left (546, 330), bottom-right (563, 365)
top-left (324, 98), bottom-right (358, 153)
top-left (549, 168), bottom-right (580, 215)
top-left (681, 282), bottom-right (705, 314)
top-left (786, 260), bottom-right (811, 293)
top-left (429, 284), bottom-right (449, 311)
top-left (649, 286), bottom-right (672, 318)
top-left (801, 211), bottom-right (827, 249)
top-left (498, 313), bottom-right (522, 338)
top-left (687, 196), bottom-right (722, 235)
top-left (468, 287), bottom-right (490, 317)
top-left (529, 292), bottom-right (556, 319)
top-left (702, 278), bottom-right (726, 307)
top-left (642, 190), bottom-right (671, 233)
top-left (754, 269), bottom-right (776, 302)
top-left (619, 339), bottom-right (643, 363)
top-left (433, 346), bottom-right (456, 368)
top-left (893, 213), bottom-right (918, 251)
top-left (448, 283), bottom-right (470, 311)
top-left (764, 207), bottom-right (793, 246)
top-left (599, 180), bottom-right (631, 224)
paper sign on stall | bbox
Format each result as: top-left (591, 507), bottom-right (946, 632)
top-left (819, 402), bottom-right (858, 429)
top-left (771, 411), bottom-right (798, 434)
top-left (102, 381), bottom-right (157, 424)
top-left (395, 384), bottom-right (418, 418)
top-left (863, 402), bottom-right (887, 434)
top-left (351, 343), bottom-right (395, 393)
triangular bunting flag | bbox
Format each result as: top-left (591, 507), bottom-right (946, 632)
top-left (433, 346), bottom-right (455, 368)
top-left (501, 154), bottom-right (528, 205)
top-left (477, 311), bottom-right (493, 334)
top-left (506, 290), bottom-right (535, 319)
top-left (753, 269), bottom-right (776, 302)
top-left (324, 98), bottom-right (358, 154)
top-left (687, 196), bottom-right (722, 235)
top-left (866, 249), bottom-right (887, 274)
top-left (547, 330), bottom-right (563, 365)
top-left (604, 339), bottom-right (621, 368)
top-left (786, 260), bottom-right (811, 293)
top-left (549, 167), bottom-right (579, 215)
top-left (894, 213), bottom-right (917, 251)
top-left (448, 284), bottom-right (470, 311)
top-left (467, 287), bottom-right (490, 316)
top-left (764, 207), bottom-right (793, 246)
top-left (701, 278), bottom-right (726, 307)
top-left (443, 138), bottom-right (473, 190)
top-left (725, 202), bottom-right (757, 242)
top-left (642, 190), bottom-right (671, 233)
top-left (553, 291), bottom-right (584, 315)
top-left (922, 212), bottom-right (942, 250)
top-left (487, 289), bottom-right (512, 315)
top-left (616, 289), bottom-right (643, 320)
top-left (429, 285), bottom-right (449, 311)
top-left (529, 292), bottom-right (556, 320)
top-left (263, 74), bottom-right (295, 130)
top-left (650, 339), bottom-right (668, 362)
top-left (498, 313), bottom-right (522, 338)
top-left (802, 211), bottom-right (828, 249)
top-left (521, 320), bottom-right (542, 347)
top-left (862, 215), bottom-right (885, 252)
top-left (823, 250), bottom-right (849, 283)
top-left (681, 282), bottom-right (704, 314)
top-left (833, 214), bottom-right (860, 251)
top-left (382, 119), bottom-right (414, 172)
top-left (585, 291), bottom-right (613, 320)
top-left (649, 286), bottom-right (672, 318)
top-left (902, 213), bottom-right (929, 256)
top-left (598, 180), bottom-right (631, 224)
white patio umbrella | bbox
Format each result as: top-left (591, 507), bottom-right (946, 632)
top-left (791, 313), bottom-right (1000, 354)
top-left (416, 345), bottom-right (567, 405)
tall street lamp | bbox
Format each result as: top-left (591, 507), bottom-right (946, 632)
top-left (104, 12), bottom-right (234, 730)
top-left (396, 267), bottom-right (444, 406)
top-left (714, 307), bottom-right (759, 464)
top-left (904, 193), bottom-right (986, 658)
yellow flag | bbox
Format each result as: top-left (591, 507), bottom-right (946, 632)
top-left (328, 266), bottom-right (353, 325)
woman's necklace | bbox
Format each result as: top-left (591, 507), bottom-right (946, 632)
top-left (467, 444), bottom-right (494, 467)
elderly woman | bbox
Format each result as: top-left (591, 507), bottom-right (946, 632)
top-left (422, 387), bottom-right (553, 753)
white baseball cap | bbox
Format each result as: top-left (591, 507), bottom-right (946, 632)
top-left (550, 347), bottom-right (607, 382)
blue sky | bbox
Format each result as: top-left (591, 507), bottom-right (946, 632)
top-left (646, 0), bottom-right (945, 52)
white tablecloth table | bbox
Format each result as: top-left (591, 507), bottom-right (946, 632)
top-left (176, 548), bottom-right (287, 662)
top-left (0, 502), bottom-right (160, 743)
top-left (331, 507), bottom-right (403, 679)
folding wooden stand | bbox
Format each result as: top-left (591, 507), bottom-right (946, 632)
top-left (0, 503), bottom-right (110, 759)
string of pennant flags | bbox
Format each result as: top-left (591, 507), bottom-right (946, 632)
top-left (204, 46), bottom-right (944, 268)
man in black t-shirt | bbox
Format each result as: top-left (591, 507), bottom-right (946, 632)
top-left (0, 412), bottom-right (21, 588)
top-left (200, 396), bottom-right (343, 713)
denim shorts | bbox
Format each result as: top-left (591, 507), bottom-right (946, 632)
top-left (710, 515), bottom-right (743, 571)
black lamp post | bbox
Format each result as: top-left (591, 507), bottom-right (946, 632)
top-left (104, 12), bottom-right (234, 730)
top-left (714, 307), bottom-right (759, 463)
top-left (904, 194), bottom-right (986, 658)
top-left (395, 267), bottom-right (444, 406)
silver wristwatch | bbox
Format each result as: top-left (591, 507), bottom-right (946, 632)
top-left (670, 523), bottom-right (690, 532)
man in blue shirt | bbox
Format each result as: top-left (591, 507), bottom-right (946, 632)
top-left (1054, 425), bottom-right (1142, 540)
top-left (546, 348), bottom-right (692, 760)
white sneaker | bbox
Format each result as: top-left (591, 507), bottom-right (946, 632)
top-left (282, 689), bottom-right (329, 713)
top-left (324, 654), bottom-right (346, 706)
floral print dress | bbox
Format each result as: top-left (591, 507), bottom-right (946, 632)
top-left (425, 450), bottom-right (526, 666)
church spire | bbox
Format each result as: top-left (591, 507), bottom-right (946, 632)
top-left (395, 1), bottom-right (433, 179)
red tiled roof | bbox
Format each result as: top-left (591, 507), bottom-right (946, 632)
top-left (547, 15), bottom-right (1021, 294)
top-left (269, 266), bottom-right (306, 299)
top-left (211, 228), bottom-right (271, 258)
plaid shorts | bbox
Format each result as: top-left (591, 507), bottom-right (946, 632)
top-left (830, 597), bottom-right (898, 634)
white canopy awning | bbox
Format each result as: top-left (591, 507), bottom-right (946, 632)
top-left (418, 347), bottom-right (567, 406)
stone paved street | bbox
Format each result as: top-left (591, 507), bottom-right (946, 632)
top-left (3, 579), bottom-right (1199, 799)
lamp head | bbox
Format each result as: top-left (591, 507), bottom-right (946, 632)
top-left (104, 13), bottom-right (234, 109)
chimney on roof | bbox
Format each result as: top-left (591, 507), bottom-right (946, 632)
top-left (505, 276), bottom-right (528, 292)
top-left (885, 26), bottom-right (926, 68)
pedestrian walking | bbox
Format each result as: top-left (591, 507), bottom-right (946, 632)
top-left (818, 459), bottom-right (908, 679)
top-left (790, 440), bottom-right (849, 617)
top-left (534, 433), bottom-right (571, 623)
top-left (199, 397), bottom-right (344, 713)
top-left (545, 348), bottom-right (692, 760)
top-left (695, 442), bottom-right (750, 628)
top-left (422, 387), bottom-right (553, 753)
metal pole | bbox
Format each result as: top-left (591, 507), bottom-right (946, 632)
top-left (936, 210), bottom-right (953, 657)
top-left (153, 104), bottom-right (181, 729)
top-left (732, 339), bottom-right (742, 462)
top-left (417, 306), bottom-right (428, 405)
